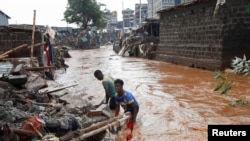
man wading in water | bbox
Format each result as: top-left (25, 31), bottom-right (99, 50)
top-left (114, 79), bottom-right (139, 123)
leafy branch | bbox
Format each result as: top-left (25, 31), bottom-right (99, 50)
top-left (213, 55), bottom-right (250, 106)
top-left (213, 72), bottom-right (234, 95)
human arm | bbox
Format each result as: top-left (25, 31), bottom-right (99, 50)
top-left (104, 88), bottom-right (110, 104)
top-left (115, 103), bottom-right (120, 117)
top-left (102, 81), bottom-right (110, 104)
top-left (130, 102), bottom-right (138, 122)
top-left (125, 92), bottom-right (138, 123)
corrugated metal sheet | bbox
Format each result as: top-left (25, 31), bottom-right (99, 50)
top-left (0, 61), bottom-right (13, 78)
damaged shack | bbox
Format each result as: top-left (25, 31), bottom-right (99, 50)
top-left (114, 19), bottom-right (160, 59)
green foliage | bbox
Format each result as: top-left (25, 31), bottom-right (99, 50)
top-left (64, 0), bottom-right (107, 29)
top-left (213, 55), bottom-right (250, 107)
top-left (213, 72), bottom-right (234, 95)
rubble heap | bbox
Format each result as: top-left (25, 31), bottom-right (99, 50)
top-left (115, 33), bottom-right (159, 59)
top-left (0, 46), bottom-right (118, 141)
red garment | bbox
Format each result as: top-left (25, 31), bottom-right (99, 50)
top-left (126, 121), bottom-right (134, 141)
top-left (43, 44), bottom-right (50, 66)
top-left (19, 116), bottom-right (42, 141)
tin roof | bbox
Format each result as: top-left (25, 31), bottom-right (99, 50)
top-left (0, 10), bottom-right (11, 19)
top-left (157, 0), bottom-right (211, 14)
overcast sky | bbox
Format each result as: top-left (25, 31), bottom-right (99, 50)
top-left (0, 0), bottom-right (147, 28)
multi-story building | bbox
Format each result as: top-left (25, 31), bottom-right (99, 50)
top-left (147, 0), bottom-right (175, 19)
top-left (122, 8), bottom-right (134, 28)
top-left (135, 3), bottom-right (148, 27)
top-left (104, 9), bottom-right (118, 32)
top-left (117, 21), bottom-right (124, 29)
top-left (110, 11), bottom-right (118, 25)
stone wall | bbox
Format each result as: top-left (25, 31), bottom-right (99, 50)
top-left (157, 0), bottom-right (250, 71)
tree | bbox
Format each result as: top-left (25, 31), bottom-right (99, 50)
top-left (64, 0), bottom-right (107, 29)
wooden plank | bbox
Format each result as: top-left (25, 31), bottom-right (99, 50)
top-left (71, 115), bottom-right (130, 141)
top-left (87, 110), bottom-right (103, 117)
top-left (59, 115), bottom-right (124, 141)
top-left (0, 44), bottom-right (28, 56)
top-left (38, 82), bottom-right (78, 94)
top-left (25, 66), bottom-right (56, 71)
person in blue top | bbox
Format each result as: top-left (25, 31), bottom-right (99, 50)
top-left (114, 79), bottom-right (139, 123)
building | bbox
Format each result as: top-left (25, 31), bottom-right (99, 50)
top-left (117, 21), bottom-right (124, 29)
top-left (147, 0), bottom-right (175, 19)
top-left (104, 9), bottom-right (118, 32)
top-left (135, 3), bottom-right (148, 27)
top-left (0, 10), bottom-right (10, 25)
top-left (181, 0), bottom-right (193, 3)
top-left (122, 8), bottom-right (134, 28)
top-left (110, 11), bottom-right (118, 25)
top-left (175, 0), bottom-right (181, 5)
top-left (156, 0), bottom-right (250, 71)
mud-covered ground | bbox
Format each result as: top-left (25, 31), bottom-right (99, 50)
top-left (54, 45), bottom-right (250, 141)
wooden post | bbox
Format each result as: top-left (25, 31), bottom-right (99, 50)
top-left (31, 10), bottom-right (36, 58)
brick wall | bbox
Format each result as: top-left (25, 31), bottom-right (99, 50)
top-left (0, 26), bottom-right (43, 62)
top-left (157, 0), bottom-right (250, 71)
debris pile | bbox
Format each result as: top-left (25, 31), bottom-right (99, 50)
top-left (0, 25), bottom-right (130, 141)
top-left (113, 19), bottom-right (160, 59)
top-left (75, 30), bottom-right (100, 49)
top-left (0, 57), bottom-right (115, 141)
top-left (115, 33), bottom-right (159, 59)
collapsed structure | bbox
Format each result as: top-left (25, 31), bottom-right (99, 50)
top-left (113, 19), bottom-right (160, 59)
top-left (0, 25), bottom-right (127, 141)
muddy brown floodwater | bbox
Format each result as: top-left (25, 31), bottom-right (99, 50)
top-left (54, 45), bottom-right (250, 141)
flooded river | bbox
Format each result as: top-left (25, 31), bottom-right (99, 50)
top-left (54, 45), bottom-right (250, 141)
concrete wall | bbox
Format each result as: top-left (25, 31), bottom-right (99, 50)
top-left (157, 0), bottom-right (250, 71)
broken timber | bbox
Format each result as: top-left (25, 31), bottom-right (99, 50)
top-left (0, 42), bottom-right (46, 59)
top-left (25, 66), bottom-right (56, 71)
top-left (38, 82), bottom-right (78, 94)
top-left (59, 115), bottom-right (130, 141)
top-left (0, 44), bottom-right (28, 57)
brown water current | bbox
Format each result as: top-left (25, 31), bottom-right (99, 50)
top-left (54, 46), bottom-right (250, 141)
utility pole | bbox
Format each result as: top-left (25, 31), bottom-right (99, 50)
top-left (152, 0), bottom-right (153, 19)
top-left (122, 0), bottom-right (125, 32)
top-left (139, 0), bottom-right (141, 26)
top-left (151, 0), bottom-right (153, 36)
top-left (121, 0), bottom-right (125, 39)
